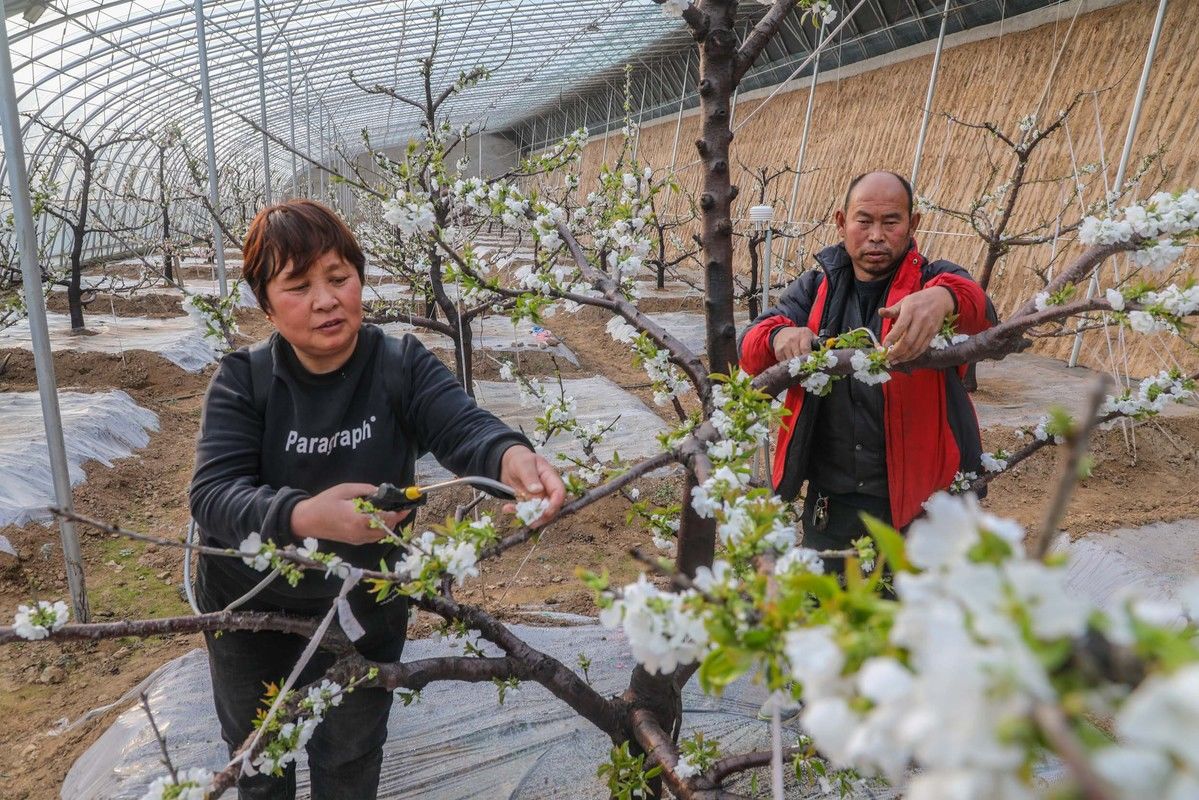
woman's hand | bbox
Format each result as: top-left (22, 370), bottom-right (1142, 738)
top-left (499, 445), bottom-right (566, 527)
top-left (291, 482), bottom-right (410, 545)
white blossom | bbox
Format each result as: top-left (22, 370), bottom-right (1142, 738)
top-left (775, 546), bottom-right (825, 576)
top-left (515, 497), bottom-right (551, 526)
top-left (980, 452), bottom-right (1007, 473)
top-left (239, 532), bottom-right (272, 572)
top-left (139, 767), bottom-right (211, 800)
top-left (382, 196), bottom-right (436, 236)
top-left (13, 599), bottom-right (69, 640)
top-left (436, 540), bottom-right (480, 585)
top-left (600, 576), bottom-right (708, 675)
top-left (850, 350), bottom-right (891, 385)
top-left (674, 753), bottom-right (700, 779)
top-left (930, 332), bottom-right (968, 350)
top-left (1105, 288), bottom-right (1126, 311)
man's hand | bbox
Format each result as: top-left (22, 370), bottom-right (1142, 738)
top-left (772, 326), bottom-right (818, 362)
top-left (878, 286), bottom-right (955, 364)
top-left (291, 483), bottom-right (410, 545)
top-left (500, 445), bottom-right (566, 528)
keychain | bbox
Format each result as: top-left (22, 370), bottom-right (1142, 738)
top-left (812, 493), bottom-right (830, 532)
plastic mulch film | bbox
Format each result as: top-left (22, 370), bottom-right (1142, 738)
top-left (1051, 519), bottom-right (1199, 615)
top-left (416, 376), bottom-right (668, 483)
top-left (0, 313), bottom-right (218, 372)
top-left (645, 311), bottom-right (708, 356)
top-left (381, 317), bottom-right (579, 366)
top-left (64, 620), bottom-right (805, 800)
top-left (0, 390), bottom-right (159, 527)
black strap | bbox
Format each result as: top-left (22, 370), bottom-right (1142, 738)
top-left (247, 337), bottom-right (274, 420)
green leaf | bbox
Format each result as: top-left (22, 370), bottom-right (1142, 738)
top-left (861, 513), bottom-right (911, 573)
top-left (699, 646), bottom-right (753, 694)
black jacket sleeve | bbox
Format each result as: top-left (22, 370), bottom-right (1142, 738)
top-left (189, 351), bottom-right (309, 548)
top-left (389, 335), bottom-right (532, 481)
top-left (738, 268), bottom-right (824, 354)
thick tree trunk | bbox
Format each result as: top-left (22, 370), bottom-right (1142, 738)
top-left (695, 0), bottom-right (742, 375)
top-left (67, 251), bottom-right (85, 331)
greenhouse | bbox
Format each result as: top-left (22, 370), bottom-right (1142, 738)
top-left (2, 0), bottom-right (1198, 798)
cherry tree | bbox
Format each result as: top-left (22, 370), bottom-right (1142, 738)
top-left (6, 3), bottom-right (1199, 799)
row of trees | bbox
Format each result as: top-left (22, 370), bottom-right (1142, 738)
top-left (5, 1), bottom-right (1199, 798)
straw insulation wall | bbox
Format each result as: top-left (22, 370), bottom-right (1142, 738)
top-left (574, 0), bottom-right (1199, 375)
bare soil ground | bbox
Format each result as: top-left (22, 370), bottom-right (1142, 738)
top-left (1, 291), bottom-right (1197, 799)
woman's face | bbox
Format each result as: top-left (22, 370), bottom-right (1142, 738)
top-left (264, 250), bottom-right (363, 374)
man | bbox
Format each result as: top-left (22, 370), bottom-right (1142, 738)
top-left (740, 171), bottom-right (992, 559)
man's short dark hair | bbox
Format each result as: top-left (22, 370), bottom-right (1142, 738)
top-left (843, 171), bottom-right (914, 215)
top-left (242, 199), bottom-right (366, 311)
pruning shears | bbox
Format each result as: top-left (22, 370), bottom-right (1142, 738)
top-left (362, 476), bottom-right (517, 512)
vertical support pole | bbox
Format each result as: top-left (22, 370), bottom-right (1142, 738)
top-left (194, 0), bottom-right (228, 298)
top-left (1068, 0), bottom-right (1169, 367)
top-left (632, 72), bottom-right (648, 162)
top-left (601, 90), bottom-right (613, 165)
top-left (319, 112), bottom-right (326, 198)
top-left (305, 82), bottom-right (313, 197)
top-left (0, 3), bottom-right (89, 621)
top-left (254, 0), bottom-right (271, 204)
top-left (776, 22), bottom-right (826, 272)
top-left (910, 0), bottom-right (952, 193)
top-left (669, 48), bottom-right (692, 171)
top-left (287, 48), bottom-right (298, 198)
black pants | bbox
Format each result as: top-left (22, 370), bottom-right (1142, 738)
top-left (800, 487), bottom-right (892, 577)
top-left (197, 557), bottom-right (408, 800)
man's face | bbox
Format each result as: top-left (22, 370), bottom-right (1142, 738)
top-left (835, 173), bottom-right (921, 281)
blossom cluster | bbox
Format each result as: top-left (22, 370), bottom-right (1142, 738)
top-left (139, 767), bottom-right (212, 800)
top-left (598, 575), bottom-right (709, 675)
top-left (781, 493), bottom-right (1199, 797)
top-left (605, 316), bottom-right (692, 406)
top-left (382, 192), bottom-right (437, 237)
top-left (254, 679), bottom-right (346, 776)
top-left (1079, 189), bottom-right (1199, 271)
top-left (1108, 282), bottom-right (1199, 335)
top-left (850, 349), bottom-right (891, 386)
top-left (1101, 369), bottom-right (1196, 420)
top-left (788, 349), bottom-right (841, 396)
top-left (12, 599), bottom-right (69, 640)
top-left (391, 517), bottom-right (498, 592)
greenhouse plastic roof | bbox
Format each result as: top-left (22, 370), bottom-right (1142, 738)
top-left (3, 0), bottom-right (699, 188)
top-left (3, 0), bottom-right (1064, 195)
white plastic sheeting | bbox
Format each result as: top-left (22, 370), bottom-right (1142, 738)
top-left (1052, 519), bottom-right (1199, 613)
top-left (417, 376), bottom-right (668, 482)
top-left (634, 279), bottom-right (703, 299)
top-left (382, 316), bottom-right (579, 366)
top-left (0, 390), bottom-right (159, 527)
top-left (646, 311), bottom-right (707, 356)
top-left (0, 313), bottom-right (218, 372)
top-left (64, 621), bottom-right (803, 800)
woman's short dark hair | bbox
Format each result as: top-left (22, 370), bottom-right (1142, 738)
top-left (242, 199), bottom-right (365, 311)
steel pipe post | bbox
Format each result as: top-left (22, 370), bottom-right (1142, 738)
top-left (193, 0), bottom-right (228, 297)
top-left (254, 0), bottom-right (272, 204)
top-left (777, 22), bottom-right (826, 272)
top-left (911, 0), bottom-right (952, 192)
top-left (1068, 0), bottom-right (1168, 367)
top-left (0, 3), bottom-right (89, 621)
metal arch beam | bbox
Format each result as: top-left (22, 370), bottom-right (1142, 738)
top-left (12, 0), bottom-right (678, 149)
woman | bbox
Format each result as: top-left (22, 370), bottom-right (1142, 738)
top-left (190, 199), bottom-right (564, 799)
